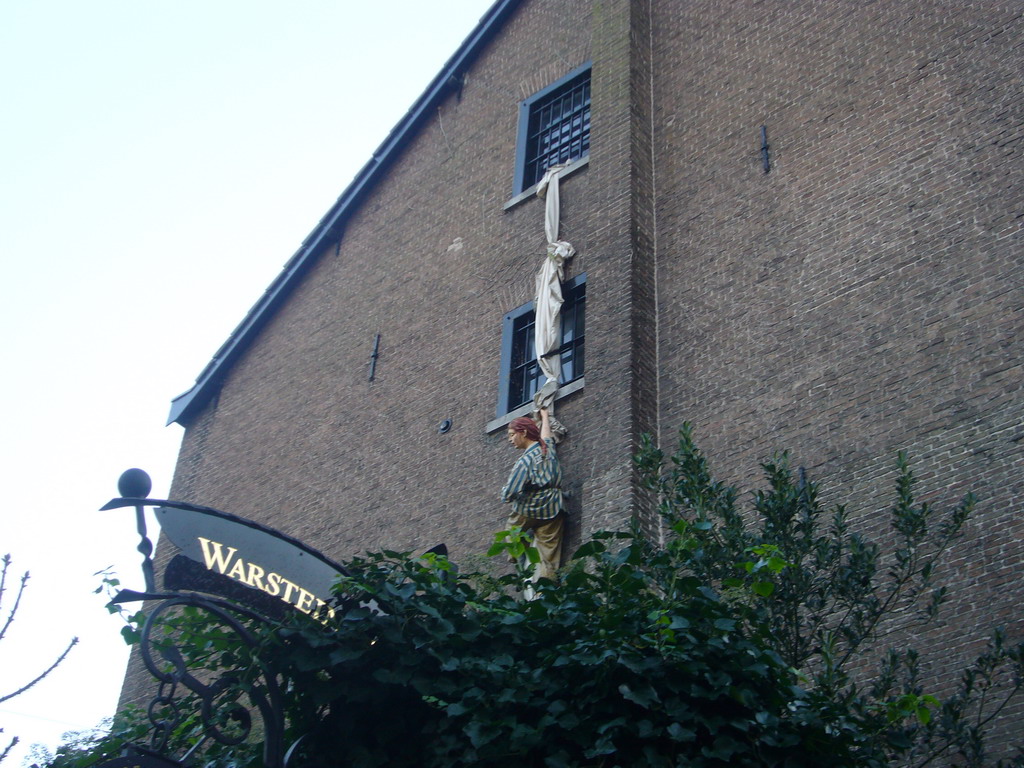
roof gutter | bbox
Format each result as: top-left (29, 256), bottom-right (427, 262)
top-left (168, 0), bottom-right (522, 426)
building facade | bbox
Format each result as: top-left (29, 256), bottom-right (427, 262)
top-left (132, 0), bottom-right (1023, 754)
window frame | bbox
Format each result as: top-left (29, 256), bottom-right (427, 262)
top-left (512, 62), bottom-right (592, 196)
top-left (496, 273), bottom-right (586, 418)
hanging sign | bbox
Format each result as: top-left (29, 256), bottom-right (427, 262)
top-left (153, 502), bottom-right (347, 622)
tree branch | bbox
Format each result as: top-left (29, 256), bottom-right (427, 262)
top-left (0, 636), bottom-right (78, 704)
top-left (0, 730), bottom-right (19, 765)
top-left (0, 558), bottom-right (29, 645)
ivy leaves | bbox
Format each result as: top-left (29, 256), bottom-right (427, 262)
top-left (264, 526), bottom-right (854, 768)
top-left (55, 426), bottom-right (1024, 768)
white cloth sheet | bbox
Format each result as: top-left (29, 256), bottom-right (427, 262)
top-left (532, 166), bottom-right (575, 436)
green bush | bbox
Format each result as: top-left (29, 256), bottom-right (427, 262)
top-left (273, 534), bottom-right (860, 768)
top-left (633, 425), bottom-right (1024, 768)
top-left (49, 426), bottom-right (1024, 767)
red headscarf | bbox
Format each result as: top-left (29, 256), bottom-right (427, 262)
top-left (509, 416), bottom-right (546, 455)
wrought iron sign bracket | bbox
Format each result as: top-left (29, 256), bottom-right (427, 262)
top-left (100, 468), bottom-right (353, 768)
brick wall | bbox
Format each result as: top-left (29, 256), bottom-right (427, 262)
top-left (651, 0), bottom-right (1023, 755)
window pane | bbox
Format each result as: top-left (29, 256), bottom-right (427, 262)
top-left (562, 303), bottom-right (575, 342)
top-left (511, 315), bottom-right (535, 367)
top-left (510, 360), bottom-right (543, 409)
top-left (560, 346), bottom-right (574, 383)
top-left (527, 362), bottom-right (542, 400)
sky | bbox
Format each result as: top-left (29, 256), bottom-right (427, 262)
top-left (0, 1), bottom-right (495, 763)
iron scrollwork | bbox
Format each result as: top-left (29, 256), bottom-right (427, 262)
top-left (133, 593), bottom-right (286, 767)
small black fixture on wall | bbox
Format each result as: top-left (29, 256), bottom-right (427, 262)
top-left (760, 125), bottom-right (771, 174)
top-left (368, 333), bottom-right (381, 382)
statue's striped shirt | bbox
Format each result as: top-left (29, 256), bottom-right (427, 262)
top-left (501, 438), bottom-right (563, 520)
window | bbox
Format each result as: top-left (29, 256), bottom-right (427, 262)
top-left (497, 274), bottom-right (586, 416)
top-left (513, 63), bottom-right (591, 195)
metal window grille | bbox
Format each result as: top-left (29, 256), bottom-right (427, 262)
top-left (522, 71), bottom-right (591, 190)
top-left (506, 279), bottom-right (586, 412)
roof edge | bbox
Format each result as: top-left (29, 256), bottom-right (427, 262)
top-left (168, 0), bottom-right (522, 426)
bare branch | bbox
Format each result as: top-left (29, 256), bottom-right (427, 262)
top-left (0, 730), bottom-right (18, 765)
top-left (0, 636), bottom-right (78, 704)
top-left (0, 554), bottom-right (9, 607)
top-left (0, 568), bottom-right (29, 645)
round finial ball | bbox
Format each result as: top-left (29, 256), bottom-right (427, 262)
top-left (438, 418), bottom-right (453, 434)
top-left (118, 468), bottom-right (152, 499)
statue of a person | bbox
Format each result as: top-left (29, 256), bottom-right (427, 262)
top-left (500, 407), bottom-right (564, 582)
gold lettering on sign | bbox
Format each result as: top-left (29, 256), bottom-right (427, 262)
top-left (198, 538), bottom-right (238, 572)
top-left (196, 537), bottom-right (336, 622)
